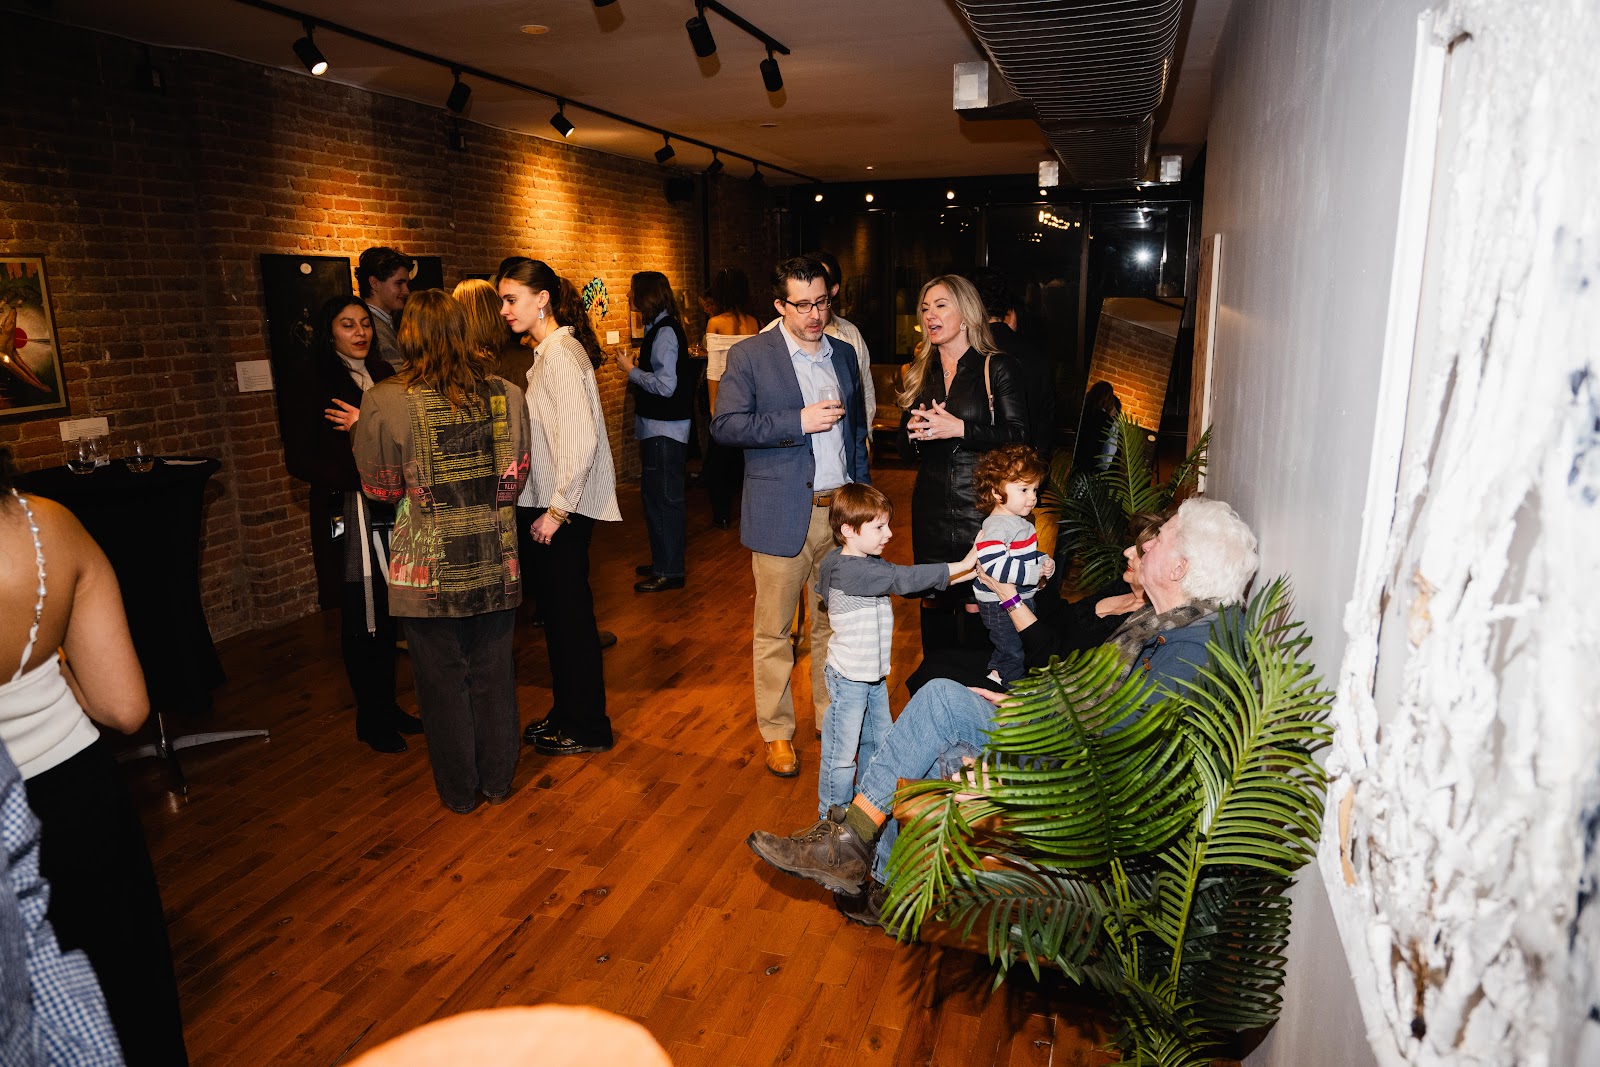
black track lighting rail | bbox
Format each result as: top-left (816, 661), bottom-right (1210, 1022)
top-left (232, 0), bottom-right (818, 183)
top-left (699, 0), bottom-right (790, 56)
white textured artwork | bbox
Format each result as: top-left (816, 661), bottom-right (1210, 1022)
top-left (1322, 3), bottom-right (1600, 1065)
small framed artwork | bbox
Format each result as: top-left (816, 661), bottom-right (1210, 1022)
top-left (0, 256), bottom-right (70, 422)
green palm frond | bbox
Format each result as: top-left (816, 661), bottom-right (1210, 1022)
top-left (1181, 873), bottom-right (1298, 1033)
top-left (1106, 416), bottom-right (1163, 515)
top-left (1173, 579), bottom-right (1333, 878)
top-left (1054, 418), bottom-right (1211, 595)
top-left (1054, 470), bottom-right (1131, 590)
top-left (979, 654), bottom-right (1196, 867)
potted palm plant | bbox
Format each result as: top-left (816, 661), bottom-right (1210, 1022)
top-left (1043, 415), bottom-right (1211, 592)
top-left (881, 578), bottom-right (1333, 1066)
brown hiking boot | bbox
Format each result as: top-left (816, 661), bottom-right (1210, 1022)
top-left (834, 877), bottom-right (891, 932)
top-left (747, 806), bottom-right (871, 895)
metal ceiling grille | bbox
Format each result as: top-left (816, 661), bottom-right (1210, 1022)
top-left (954, 0), bottom-right (1183, 183)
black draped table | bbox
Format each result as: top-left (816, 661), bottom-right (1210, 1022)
top-left (15, 457), bottom-right (266, 791)
top-left (16, 457), bottom-right (226, 714)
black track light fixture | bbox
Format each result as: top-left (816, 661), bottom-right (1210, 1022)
top-left (231, 0), bottom-right (817, 181)
top-left (750, 163), bottom-right (764, 187)
top-left (446, 68), bottom-right (471, 114)
top-left (292, 21), bottom-right (327, 76)
top-left (686, 3), bottom-right (790, 94)
top-left (760, 48), bottom-right (782, 92)
top-left (549, 99), bottom-right (574, 138)
top-left (686, 4), bottom-right (717, 58)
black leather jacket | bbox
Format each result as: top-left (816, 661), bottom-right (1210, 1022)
top-left (904, 347), bottom-right (1030, 564)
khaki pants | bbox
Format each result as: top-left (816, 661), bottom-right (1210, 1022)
top-left (751, 505), bottom-right (835, 742)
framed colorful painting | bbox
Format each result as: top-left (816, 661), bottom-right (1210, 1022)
top-left (0, 257), bottom-right (69, 422)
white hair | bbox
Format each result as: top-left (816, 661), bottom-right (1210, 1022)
top-left (1172, 497), bottom-right (1259, 605)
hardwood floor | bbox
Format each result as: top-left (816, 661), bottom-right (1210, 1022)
top-left (127, 464), bottom-right (1117, 1066)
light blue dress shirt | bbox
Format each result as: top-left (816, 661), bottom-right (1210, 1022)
top-left (779, 323), bottom-right (848, 493)
top-left (629, 309), bottom-right (691, 444)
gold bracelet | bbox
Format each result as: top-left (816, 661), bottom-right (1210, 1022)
top-left (547, 506), bottom-right (571, 524)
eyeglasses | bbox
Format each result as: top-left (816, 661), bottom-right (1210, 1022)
top-left (781, 297), bottom-right (832, 314)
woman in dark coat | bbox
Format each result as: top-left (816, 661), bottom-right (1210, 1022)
top-left (899, 274), bottom-right (1029, 649)
top-left (281, 294), bottom-right (420, 753)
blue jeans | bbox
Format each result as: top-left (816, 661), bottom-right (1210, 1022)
top-left (855, 679), bottom-right (997, 882)
top-left (819, 666), bottom-right (892, 818)
top-left (639, 435), bottom-right (687, 579)
top-left (976, 598), bottom-right (1026, 683)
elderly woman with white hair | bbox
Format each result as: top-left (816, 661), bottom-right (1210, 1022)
top-left (745, 497), bottom-right (1260, 924)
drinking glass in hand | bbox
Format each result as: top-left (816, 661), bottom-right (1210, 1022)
top-left (817, 383), bottom-right (841, 406)
top-left (127, 440), bottom-right (154, 474)
top-left (67, 438), bottom-right (100, 475)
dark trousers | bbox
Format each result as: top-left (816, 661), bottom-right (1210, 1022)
top-left (27, 740), bottom-right (188, 1066)
top-left (518, 507), bottom-right (613, 747)
top-left (639, 435), bottom-right (687, 579)
top-left (402, 610), bottom-right (519, 810)
top-left (339, 575), bottom-right (398, 736)
top-left (703, 438), bottom-right (743, 525)
top-left (976, 598), bottom-right (1027, 683)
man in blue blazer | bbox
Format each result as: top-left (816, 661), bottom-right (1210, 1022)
top-left (712, 257), bottom-right (871, 778)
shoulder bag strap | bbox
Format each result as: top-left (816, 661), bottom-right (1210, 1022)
top-left (984, 353), bottom-right (994, 424)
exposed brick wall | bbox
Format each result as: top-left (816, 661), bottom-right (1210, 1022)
top-left (1085, 314), bottom-right (1175, 430)
top-left (0, 14), bottom-right (779, 639)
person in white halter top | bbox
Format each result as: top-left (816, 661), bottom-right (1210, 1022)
top-left (0, 450), bottom-right (189, 1064)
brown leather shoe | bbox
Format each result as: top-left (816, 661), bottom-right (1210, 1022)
top-left (764, 739), bottom-right (799, 777)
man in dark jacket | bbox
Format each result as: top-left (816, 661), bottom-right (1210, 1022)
top-left (970, 268), bottom-right (1055, 461)
top-left (712, 257), bottom-right (871, 779)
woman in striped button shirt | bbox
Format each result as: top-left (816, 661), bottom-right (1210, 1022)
top-left (497, 258), bottom-right (621, 758)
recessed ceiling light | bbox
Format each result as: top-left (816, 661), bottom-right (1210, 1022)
top-left (865, 165), bottom-right (874, 170)
top-left (520, 24), bottom-right (551, 35)
top-left (864, 193), bottom-right (874, 203)
top-left (759, 122), bottom-right (778, 128)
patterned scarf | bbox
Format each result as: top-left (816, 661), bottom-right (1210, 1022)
top-left (1106, 599), bottom-right (1221, 667)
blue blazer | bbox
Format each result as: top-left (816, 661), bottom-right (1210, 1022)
top-left (711, 327), bottom-right (871, 557)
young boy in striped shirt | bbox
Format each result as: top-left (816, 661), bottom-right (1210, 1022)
top-left (971, 444), bottom-right (1053, 686)
top-left (814, 484), bottom-right (979, 818)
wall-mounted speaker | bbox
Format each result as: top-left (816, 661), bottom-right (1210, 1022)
top-left (664, 176), bottom-right (696, 203)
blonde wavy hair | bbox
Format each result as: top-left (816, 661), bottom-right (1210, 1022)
top-left (896, 274), bottom-right (1000, 407)
top-left (451, 278), bottom-right (512, 359)
top-left (398, 290), bottom-right (496, 412)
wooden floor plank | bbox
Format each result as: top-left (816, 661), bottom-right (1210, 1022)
top-left (123, 466), bottom-right (1121, 1063)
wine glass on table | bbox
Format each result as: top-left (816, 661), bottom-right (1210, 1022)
top-left (127, 440), bottom-right (154, 474)
top-left (67, 438), bottom-right (99, 475)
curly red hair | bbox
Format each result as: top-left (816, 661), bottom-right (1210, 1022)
top-left (971, 444), bottom-right (1047, 511)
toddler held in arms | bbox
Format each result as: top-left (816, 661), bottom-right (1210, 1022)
top-left (815, 484), bottom-right (979, 818)
top-left (971, 444), bottom-right (1053, 685)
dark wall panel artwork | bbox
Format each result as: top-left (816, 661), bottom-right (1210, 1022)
top-left (259, 253), bottom-right (353, 436)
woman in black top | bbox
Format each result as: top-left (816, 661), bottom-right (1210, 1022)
top-left (898, 274), bottom-right (1028, 653)
top-left (281, 295), bottom-right (420, 753)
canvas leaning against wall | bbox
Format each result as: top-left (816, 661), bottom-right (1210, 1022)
top-left (0, 256), bottom-right (69, 422)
